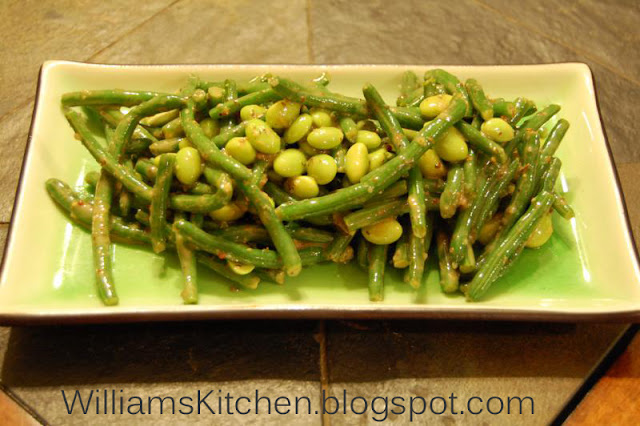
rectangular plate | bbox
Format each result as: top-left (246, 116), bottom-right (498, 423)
top-left (1, 61), bottom-right (639, 323)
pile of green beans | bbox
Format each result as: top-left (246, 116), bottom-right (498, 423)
top-left (49, 69), bottom-right (573, 305)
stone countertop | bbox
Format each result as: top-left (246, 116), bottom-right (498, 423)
top-left (0, 0), bottom-right (639, 424)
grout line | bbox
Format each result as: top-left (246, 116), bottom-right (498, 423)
top-left (305, 0), bottom-right (315, 64)
top-left (86, 0), bottom-right (182, 62)
top-left (317, 320), bottom-right (331, 426)
top-left (473, 0), bottom-right (640, 87)
top-left (0, 383), bottom-right (50, 425)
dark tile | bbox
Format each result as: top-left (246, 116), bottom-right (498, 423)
top-left (3, 321), bottom-right (322, 425)
top-left (0, 0), bottom-right (176, 119)
top-left (476, 0), bottom-right (640, 83)
top-left (325, 321), bottom-right (626, 424)
top-left (91, 0), bottom-right (309, 64)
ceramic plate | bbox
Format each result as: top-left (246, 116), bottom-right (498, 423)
top-left (1, 61), bottom-right (639, 323)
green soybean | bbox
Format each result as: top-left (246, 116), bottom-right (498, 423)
top-left (245, 119), bottom-right (281, 154)
top-left (345, 142), bottom-right (369, 184)
top-left (225, 137), bottom-right (257, 165)
top-left (307, 154), bottom-right (337, 185)
top-left (175, 147), bottom-right (203, 186)
top-left (307, 127), bottom-right (344, 150)
top-left (284, 113), bottom-right (313, 144)
top-left (273, 149), bottom-right (307, 177)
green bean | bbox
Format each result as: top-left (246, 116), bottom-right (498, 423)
top-left (540, 157), bottom-right (561, 193)
top-left (437, 230), bottom-right (459, 293)
top-left (423, 78), bottom-right (446, 97)
top-left (276, 94), bottom-right (467, 221)
top-left (553, 193), bottom-right (574, 219)
top-left (397, 70), bottom-right (421, 106)
top-left (388, 106), bottom-right (425, 130)
top-left (440, 164), bottom-right (464, 219)
top-left (150, 154), bottom-right (175, 253)
top-left (423, 212), bottom-right (435, 255)
top-left (325, 232), bottom-right (355, 263)
top-left (467, 191), bottom-right (554, 301)
top-left (473, 160), bottom-right (520, 238)
top-left (286, 225), bottom-right (334, 243)
top-left (339, 117), bottom-right (359, 143)
top-left (368, 244), bottom-right (388, 302)
top-left (61, 90), bottom-right (170, 107)
top-left (465, 79), bottom-right (493, 121)
top-left (459, 242), bottom-right (476, 274)
top-left (424, 69), bottom-right (472, 116)
top-left (84, 170), bottom-right (100, 188)
top-left (501, 130), bottom-right (540, 233)
top-left (113, 95), bottom-right (185, 160)
top-left (162, 117), bottom-right (184, 139)
top-left (149, 138), bottom-right (182, 155)
top-left (140, 109), bottom-right (179, 127)
top-left (98, 108), bottom-right (158, 147)
top-left (392, 231), bottom-right (410, 268)
top-left (64, 108), bottom-right (154, 201)
top-left (449, 160), bottom-right (518, 265)
top-left (491, 99), bottom-right (516, 120)
top-left (406, 233), bottom-right (425, 289)
top-left (504, 104), bottom-right (560, 155)
top-left (357, 235), bottom-right (370, 270)
top-left (211, 122), bottom-right (247, 148)
top-left (508, 97), bottom-right (537, 127)
top-left (463, 149), bottom-right (477, 200)
top-left (408, 166), bottom-right (427, 237)
top-left (174, 218), bottom-right (198, 304)
top-left (195, 253), bottom-right (260, 289)
top-left (135, 158), bottom-right (157, 181)
top-left (209, 88), bottom-right (280, 120)
top-left (91, 172), bottom-right (118, 306)
top-left (46, 178), bottom-right (150, 244)
top-left (332, 143), bottom-right (347, 173)
top-left (270, 77), bottom-right (368, 116)
top-left (539, 119), bottom-right (570, 162)
top-left (455, 121), bottom-right (507, 163)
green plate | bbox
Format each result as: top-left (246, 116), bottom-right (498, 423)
top-left (1, 62), bottom-right (638, 323)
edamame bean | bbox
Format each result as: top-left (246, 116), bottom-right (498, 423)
top-left (419, 94), bottom-right (452, 119)
top-left (225, 137), bottom-right (256, 165)
top-left (306, 154), bottom-right (337, 185)
top-left (175, 147), bottom-right (202, 185)
top-left (362, 217), bottom-right (403, 245)
top-left (310, 108), bottom-right (333, 127)
top-left (227, 260), bottom-right (255, 275)
top-left (368, 148), bottom-right (388, 172)
top-left (481, 117), bottom-right (515, 143)
top-left (200, 118), bottom-right (221, 139)
top-left (356, 130), bottom-right (382, 150)
top-left (178, 138), bottom-right (195, 150)
top-left (209, 202), bottom-right (246, 222)
top-left (240, 104), bottom-right (267, 122)
top-left (274, 149), bottom-right (307, 177)
top-left (285, 175), bottom-right (319, 199)
top-left (307, 127), bottom-right (344, 150)
top-left (418, 149), bottom-right (447, 179)
top-left (345, 142), bottom-right (369, 183)
top-left (245, 119), bottom-right (281, 154)
top-left (435, 127), bottom-right (468, 162)
top-left (525, 213), bottom-right (553, 248)
top-left (284, 113), bottom-right (313, 144)
top-left (265, 100), bottom-right (301, 130)
top-left (298, 139), bottom-right (327, 157)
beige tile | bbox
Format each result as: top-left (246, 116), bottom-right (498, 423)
top-left (91, 0), bottom-right (309, 64)
top-left (617, 162), bottom-right (640, 250)
top-left (0, 103), bottom-right (33, 222)
top-left (0, 0), bottom-right (176, 119)
top-left (476, 0), bottom-right (640, 84)
top-left (325, 321), bottom-right (626, 424)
